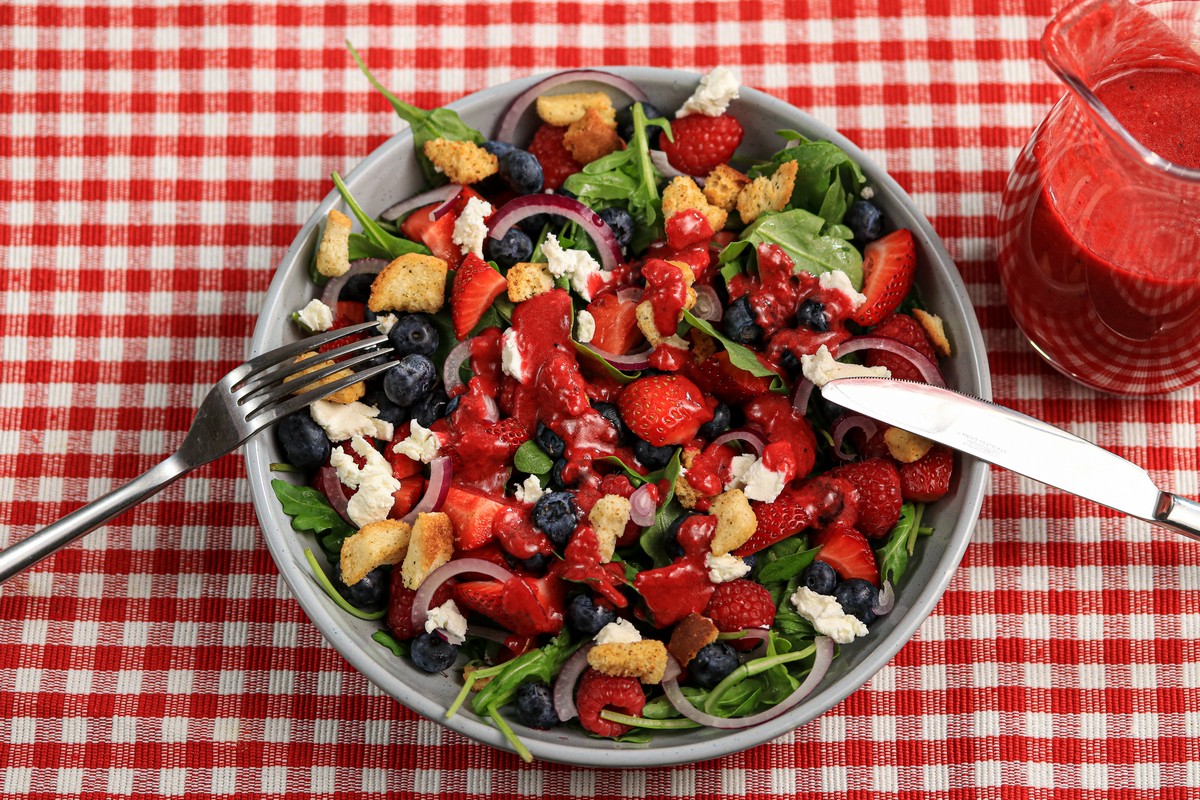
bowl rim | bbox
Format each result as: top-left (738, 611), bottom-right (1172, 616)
top-left (245, 66), bottom-right (992, 767)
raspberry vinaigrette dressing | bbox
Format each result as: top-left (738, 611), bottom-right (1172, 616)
top-left (996, 0), bottom-right (1200, 394)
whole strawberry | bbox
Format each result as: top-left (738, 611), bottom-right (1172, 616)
top-left (899, 444), bottom-right (954, 502)
top-left (386, 571), bottom-right (453, 640)
top-left (864, 313), bottom-right (941, 384)
top-left (617, 375), bottom-right (713, 447)
top-left (528, 123), bottom-right (581, 189)
top-left (704, 579), bottom-right (776, 633)
top-left (575, 668), bottom-right (646, 737)
top-left (661, 114), bottom-right (744, 176)
top-left (830, 458), bottom-right (902, 539)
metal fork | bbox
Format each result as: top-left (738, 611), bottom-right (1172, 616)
top-left (0, 321), bottom-right (395, 585)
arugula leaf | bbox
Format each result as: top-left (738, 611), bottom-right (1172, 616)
top-left (756, 545), bottom-right (821, 584)
top-left (749, 138), bottom-right (866, 224)
top-left (346, 41), bottom-right (484, 186)
top-left (372, 630), bottom-right (410, 657)
top-left (573, 340), bottom-right (641, 385)
top-left (303, 548), bottom-right (386, 621)
top-left (471, 631), bottom-right (576, 714)
top-left (596, 455), bottom-right (649, 487)
top-left (513, 441), bottom-right (553, 475)
top-left (906, 502), bottom-right (926, 557)
top-left (272, 480), bottom-right (356, 541)
top-left (876, 501), bottom-right (921, 584)
top-left (564, 102), bottom-right (669, 247)
top-left (331, 171), bottom-right (430, 261)
top-left (638, 450), bottom-right (684, 566)
top-left (682, 310), bottom-right (779, 380)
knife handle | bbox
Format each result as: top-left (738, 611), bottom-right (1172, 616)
top-left (1153, 494), bottom-right (1200, 543)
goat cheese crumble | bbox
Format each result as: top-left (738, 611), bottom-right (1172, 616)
top-left (452, 196), bottom-right (493, 258)
top-left (296, 299), bottom-right (334, 333)
top-left (677, 67), bottom-right (740, 118)
top-left (790, 586), bottom-right (868, 644)
top-left (425, 599), bottom-right (469, 646)
top-left (392, 419), bottom-right (441, 463)
top-left (800, 344), bottom-right (891, 388)
top-left (310, 399), bottom-right (393, 443)
top-left (594, 618), bottom-right (642, 645)
top-left (330, 435), bottom-right (400, 527)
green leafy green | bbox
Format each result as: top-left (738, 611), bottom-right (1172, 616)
top-left (600, 710), bottom-right (700, 730)
top-left (876, 501), bottom-right (926, 584)
top-left (638, 450), bottom-right (685, 566)
top-left (564, 102), bottom-right (671, 250)
top-left (331, 171), bottom-right (430, 261)
top-left (749, 135), bottom-right (866, 225)
top-left (719, 209), bottom-right (864, 289)
top-left (372, 630), bottom-right (409, 657)
top-left (471, 632), bottom-right (577, 715)
top-left (514, 441), bottom-right (553, 475)
top-left (573, 340), bottom-right (641, 385)
top-left (756, 545), bottom-right (821, 584)
top-left (596, 455), bottom-right (650, 487)
top-left (272, 480), bottom-right (356, 541)
top-left (346, 40), bottom-right (485, 187)
top-left (702, 638), bottom-right (817, 716)
top-left (347, 232), bottom-right (391, 262)
top-left (303, 548), bottom-right (386, 621)
top-left (682, 310), bottom-right (780, 380)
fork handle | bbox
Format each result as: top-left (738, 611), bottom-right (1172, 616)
top-left (0, 453), bottom-right (193, 585)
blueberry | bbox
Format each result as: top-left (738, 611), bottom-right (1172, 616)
top-left (444, 395), bottom-right (461, 416)
top-left (665, 511), bottom-right (701, 559)
top-left (514, 681), bottom-right (559, 729)
top-left (482, 140), bottom-right (515, 159)
top-left (341, 272), bottom-right (378, 303)
top-left (499, 149), bottom-right (544, 195)
top-left (383, 353), bottom-right (437, 407)
top-left (795, 299), bottom-right (828, 332)
top-left (409, 631), bottom-right (458, 673)
top-left (633, 438), bottom-right (675, 471)
top-left (410, 388), bottom-right (450, 427)
top-left (537, 423), bottom-right (566, 459)
top-left (532, 491), bottom-right (579, 547)
top-left (598, 206), bottom-right (634, 251)
top-left (550, 458), bottom-right (574, 488)
top-left (779, 349), bottom-right (801, 378)
top-left (361, 386), bottom-right (408, 426)
top-left (591, 401), bottom-right (629, 442)
top-left (617, 101), bottom-right (664, 148)
top-left (834, 578), bottom-right (879, 624)
top-left (697, 403), bottom-right (731, 440)
top-left (504, 551), bottom-right (551, 574)
top-left (741, 553), bottom-right (757, 571)
top-left (845, 200), bottom-right (884, 243)
top-left (722, 295), bottom-right (763, 346)
top-left (387, 314), bottom-right (439, 357)
top-left (335, 566), bottom-right (387, 609)
top-left (487, 227), bottom-right (533, 268)
top-left (803, 560), bottom-right (839, 596)
top-left (276, 413), bottom-right (331, 472)
top-left (566, 594), bottom-right (617, 636)
top-left (689, 642), bottom-right (740, 689)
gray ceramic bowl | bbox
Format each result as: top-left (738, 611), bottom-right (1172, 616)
top-left (245, 67), bottom-right (991, 767)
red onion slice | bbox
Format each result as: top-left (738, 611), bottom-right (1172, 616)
top-left (711, 430), bottom-right (765, 456)
top-left (628, 483), bottom-right (658, 527)
top-left (791, 377), bottom-right (815, 415)
top-left (835, 337), bottom-right (945, 387)
top-left (480, 395), bottom-right (500, 424)
top-left (494, 70), bottom-right (649, 144)
top-left (400, 456), bottom-right (452, 525)
top-left (319, 259), bottom-right (389, 308)
top-left (442, 338), bottom-right (474, 395)
top-left (660, 637), bottom-right (835, 729)
top-left (871, 580), bottom-right (895, 616)
top-left (410, 557), bottom-right (516, 630)
top-left (691, 285), bottom-right (723, 322)
top-left (316, 465), bottom-right (355, 526)
top-left (379, 185), bottom-right (463, 222)
top-left (830, 414), bottom-right (880, 462)
top-left (466, 625), bottom-right (510, 644)
top-left (616, 287), bottom-right (644, 304)
top-left (488, 194), bottom-right (623, 272)
top-left (553, 643), bottom-right (595, 722)
top-left (579, 341), bottom-right (653, 371)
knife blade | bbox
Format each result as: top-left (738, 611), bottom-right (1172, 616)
top-left (821, 377), bottom-right (1200, 542)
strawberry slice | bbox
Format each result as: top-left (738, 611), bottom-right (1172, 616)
top-left (743, 394), bottom-right (817, 480)
top-left (899, 444), bottom-right (954, 502)
top-left (401, 205), bottom-right (463, 268)
top-left (851, 229), bottom-right (917, 327)
top-left (864, 313), bottom-right (941, 384)
top-left (810, 524), bottom-right (879, 586)
top-left (734, 496), bottom-right (817, 556)
top-left (585, 292), bottom-right (643, 355)
top-left (441, 485), bottom-right (506, 550)
top-left (451, 253), bottom-right (507, 340)
top-left (633, 560), bottom-right (715, 628)
top-left (684, 350), bottom-right (775, 405)
top-left (617, 375), bottom-right (713, 447)
top-left (388, 475), bottom-right (425, 520)
top-left (451, 575), bottom-right (565, 636)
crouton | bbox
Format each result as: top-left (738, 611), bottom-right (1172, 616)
top-left (505, 261), bottom-right (555, 302)
top-left (737, 160), bottom-right (799, 224)
top-left (667, 613), bottom-right (720, 667)
top-left (339, 519), bottom-right (412, 586)
top-left (286, 350), bottom-right (365, 404)
top-left (316, 209), bottom-right (353, 278)
top-left (912, 309), bottom-right (952, 357)
top-left (588, 494), bottom-right (631, 563)
top-left (401, 512), bottom-right (454, 590)
top-left (884, 427), bottom-right (935, 464)
top-left (463, 664), bottom-right (494, 691)
top-left (704, 164), bottom-right (751, 211)
top-left (563, 107), bottom-right (625, 165)
top-left (536, 92), bottom-right (616, 128)
top-left (422, 139), bottom-right (498, 185)
top-left (687, 328), bottom-right (717, 362)
top-left (587, 640), bottom-right (669, 684)
top-left (675, 447), bottom-right (709, 510)
top-left (369, 253), bottom-right (448, 314)
top-left (662, 176), bottom-right (727, 233)
top-left (708, 489), bottom-right (757, 555)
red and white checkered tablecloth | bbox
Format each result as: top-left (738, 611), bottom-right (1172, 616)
top-left (2, 0), bottom-right (1199, 796)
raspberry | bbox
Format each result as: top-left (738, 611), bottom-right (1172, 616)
top-left (899, 444), bottom-right (954, 502)
top-left (317, 314), bottom-right (367, 354)
top-left (528, 124), bottom-right (581, 189)
top-left (386, 570), bottom-right (452, 640)
top-left (660, 114), bottom-right (744, 176)
top-left (864, 313), bottom-right (941, 384)
top-left (575, 668), bottom-right (646, 737)
top-left (830, 458), bottom-right (903, 539)
top-left (703, 579), bottom-right (776, 633)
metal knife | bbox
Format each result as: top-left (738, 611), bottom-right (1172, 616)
top-left (821, 378), bottom-right (1200, 543)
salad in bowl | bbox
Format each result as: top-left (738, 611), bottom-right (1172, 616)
top-left (249, 53), bottom-right (989, 765)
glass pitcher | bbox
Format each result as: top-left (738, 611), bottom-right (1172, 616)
top-left (996, 0), bottom-right (1200, 395)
